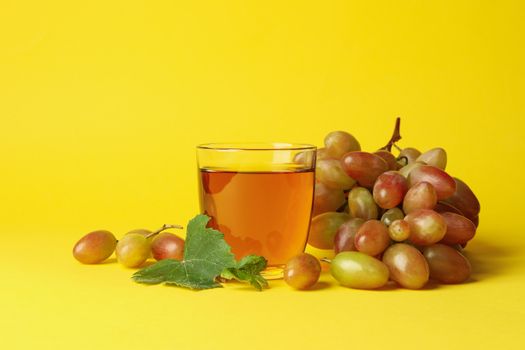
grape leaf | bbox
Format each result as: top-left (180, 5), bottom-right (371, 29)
top-left (132, 214), bottom-right (268, 290)
top-left (221, 255), bottom-right (269, 291)
top-left (132, 214), bottom-right (236, 289)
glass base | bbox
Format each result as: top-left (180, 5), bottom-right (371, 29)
top-left (261, 265), bottom-right (284, 280)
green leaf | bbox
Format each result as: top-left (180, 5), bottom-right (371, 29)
top-left (133, 214), bottom-right (236, 290)
top-left (221, 255), bottom-right (269, 291)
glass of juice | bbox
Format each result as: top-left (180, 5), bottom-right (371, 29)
top-left (197, 143), bottom-right (316, 278)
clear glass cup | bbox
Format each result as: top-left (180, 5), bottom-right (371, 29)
top-left (197, 143), bottom-right (316, 279)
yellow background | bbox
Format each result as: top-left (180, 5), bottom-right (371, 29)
top-left (1, 0), bottom-right (524, 349)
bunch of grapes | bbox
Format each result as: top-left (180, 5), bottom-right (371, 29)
top-left (73, 224), bottom-right (185, 267)
top-left (286, 118), bottom-right (479, 290)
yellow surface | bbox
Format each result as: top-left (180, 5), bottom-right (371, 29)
top-left (1, 1), bottom-right (524, 349)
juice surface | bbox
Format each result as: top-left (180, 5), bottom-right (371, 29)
top-left (199, 169), bottom-right (315, 266)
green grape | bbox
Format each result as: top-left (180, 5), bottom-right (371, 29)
top-left (316, 159), bottom-right (356, 190)
top-left (388, 219), bottom-right (410, 242)
top-left (408, 165), bottom-right (456, 200)
top-left (383, 243), bottom-right (429, 289)
top-left (317, 147), bottom-right (332, 160)
top-left (284, 253), bottom-right (321, 290)
top-left (439, 212), bottom-right (476, 245)
top-left (334, 218), bottom-right (365, 253)
top-left (126, 228), bottom-right (152, 237)
top-left (324, 131), bottom-right (361, 158)
top-left (416, 147), bottom-right (447, 170)
top-left (381, 208), bottom-right (405, 226)
top-left (151, 232), bottom-right (185, 261)
top-left (398, 147), bottom-right (421, 165)
top-left (442, 177), bottom-right (480, 224)
top-left (402, 181), bottom-right (437, 214)
top-left (348, 187), bottom-right (378, 220)
top-left (372, 171), bottom-right (408, 209)
top-left (308, 212), bottom-right (352, 249)
top-left (398, 161), bottom-right (425, 178)
top-left (116, 233), bottom-right (151, 268)
top-left (374, 150), bottom-right (399, 170)
top-left (312, 183), bottom-right (346, 217)
top-left (73, 230), bottom-right (117, 264)
top-left (126, 229), bottom-right (154, 257)
top-left (354, 220), bottom-right (391, 256)
top-left (330, 251), bottom-right (389, 289)
top-left (294, 151), bottom-right (314, 166)
top-left (341, 152), bottom-right (389, 188)
top-left (423, 244), bottom-right (471, 284)
top-left (405, 209), bottom-right (447, 246)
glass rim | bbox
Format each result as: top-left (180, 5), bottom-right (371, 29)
top-left (197, 142), bottom-right (317, 151)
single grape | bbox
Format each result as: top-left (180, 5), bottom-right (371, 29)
top-left (341, 152), bottom-right (389, 188)
top-left (442, 177), bottom-right (480, 222)
top-left (382, 243), bottom-right (429, 289)
top-left (439, 212), bottom-right (476, 245)
top-left (308, 212), bottom-right (352, 249)
top-left (389, 219), bottom-right (410, 241)
top-left (374, 150), bottom-right (399, 170)
top-left (372, 171), bottom-right (408, 209)
top-left (324, 131), bottom-right (361, 158)
top-left (423, 244), bottom-right (471, 284)
top-left (398, 147), bottom-right (422, 164)
top-left (399, 161), bottom-right (425, 178)
top-left (404, 209), bottom-right (447, 245)
top-left (73, 230), bottom-right (117, 264)
top-left (116, 233), bottom-right (151, 268)
top-left (408, 165), bottom-right (456, 200)
top-left (416, 147), bottom-right (447, 170)
top-left (381, 207), bottom-right (405, 226)
top-left (316, 159), bottom-right (356, 190)
top-left (330, 251), bottom-right (389, 289)
top-left (334, 218), bottom-right (365, 253)
top-left (312, 183), bottom-right (346, 216)
top-left (348, 187), bottom-right (378, 220)
top-left (402, 181), bottom-right (437, 214)
top-left (284, 253), bottom-right (321, 290)
top-left (151, 232), bottom-right (185, 261)
top-left (354, 220), bottom-right (391, 256)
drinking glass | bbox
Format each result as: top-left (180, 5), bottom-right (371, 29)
top-left (197, 143), bottom-right (316, 278)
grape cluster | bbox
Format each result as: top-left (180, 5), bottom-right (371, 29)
top-left (73, 225), bottom-right (184, 267)
top-left (286, 119), bottom-right (479, 290)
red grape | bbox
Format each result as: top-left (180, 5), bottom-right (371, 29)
top-left (404, 209), bottom-right (447, 246)
top-left (151, 232), bottom-right (185, 261)
top-left (73, 230), bottom-right (117, 264)
top-left (403, 181), bottom-right (437, 214)
top-left (373, 171), bottom-right (408, 209)
top-left (354, 220), bottom-right (391, 256)
top-left (439, 212), bottom-right (476, 245)
top-left (408, 165), bottom-right (456, 200)
top-left (423, 244), bottom-right (471, 283)
top-left (383, 243), bottom-right (429, 289)
top-left (341, 152), bottom-right (389, 188)
top-left (284, 253), bottom-right (321, 290)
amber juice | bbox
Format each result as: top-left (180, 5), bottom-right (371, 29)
top-left (199, 169), bottom-right (315, 267)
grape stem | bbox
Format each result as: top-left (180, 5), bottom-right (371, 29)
top-left (146, 224), bottom-right (183, 239)
top-left (320, 258), bottom-right (332, 264)
top-left (379, 117), bottom-right (402, 152)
